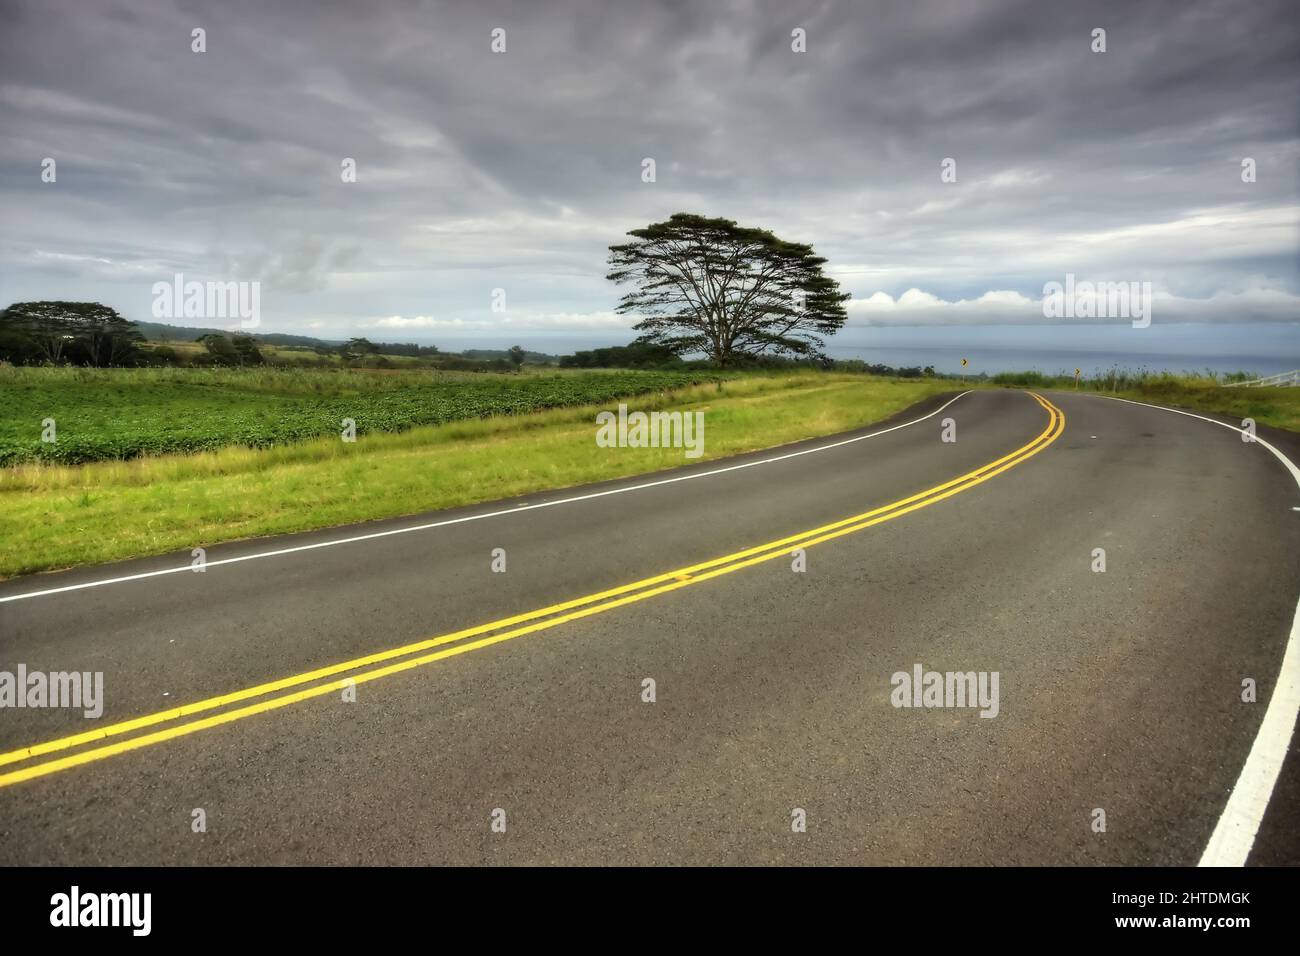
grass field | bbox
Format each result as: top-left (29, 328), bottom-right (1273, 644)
top-left (0, 371), bottom-right (956, 577)
top-left (1107, 380), bottom-right (1300, 432)
top-left (991, 370), bottom-right (1300, 432)
top-left (0, 366), bottom-right (715, 465)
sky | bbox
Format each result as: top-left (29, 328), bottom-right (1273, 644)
top-left (0, 0), bottom-right (1297, 351)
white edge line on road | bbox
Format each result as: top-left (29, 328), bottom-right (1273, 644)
top-left (0, 390), bottom-right (975, 604)
top-left (1093, 393), bottom-right (1300, 868)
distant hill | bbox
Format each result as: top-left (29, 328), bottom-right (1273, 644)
top-left (132, 320), bottom-right (343, 349)
top-left (133, 321), bottom-right (563, 362)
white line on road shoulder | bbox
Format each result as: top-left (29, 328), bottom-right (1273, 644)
top-left (0, 391), bottom-right (974, 605)
top-left (1092, 394), bottom-right (1300, 868)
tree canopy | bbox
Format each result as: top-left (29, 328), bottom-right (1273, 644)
top-left (607, 213), bottom-right (850, 366)
top-left (197, 332), bottom-right (263, 366)
top-left (0, 301), bottom-right (144, 366)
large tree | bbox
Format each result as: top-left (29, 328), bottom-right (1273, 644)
top-left (607, 213), bottom-right (850, 366)
top-left (2, 300), bottom-right (75, 363)
top-left (196, 332), bottom-right (239, 364)
top-left (77, 303), bottom-right (143, 366)
top-left (341, 337), bottom-right (379, 362)
top-left (1, 301), bottom-right (142, 366)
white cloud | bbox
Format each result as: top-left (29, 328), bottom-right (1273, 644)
top-left (846, 285), bottom-right (1299, 326)
top-left (367, 311), bottom-right (635, 332)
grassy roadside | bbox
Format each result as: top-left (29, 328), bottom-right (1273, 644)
top-left (988, 371), bottom-right (1300, 432)
top-left (0, 372), bottom-right (955, 578)
top-left (1106, 383), bottom-right (1300, 432)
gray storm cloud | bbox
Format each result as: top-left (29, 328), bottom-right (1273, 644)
top-left (0, 0), bottom-right (1296, 339)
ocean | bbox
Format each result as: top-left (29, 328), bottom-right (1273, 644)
top-left (823, 323), bottom-right (1300, 377)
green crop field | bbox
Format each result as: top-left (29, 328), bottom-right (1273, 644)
top-left (0, 366), bottom-right (716, 465)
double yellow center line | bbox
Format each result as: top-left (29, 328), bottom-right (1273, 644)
top-left (0, 392), bottom-right (1064, 788)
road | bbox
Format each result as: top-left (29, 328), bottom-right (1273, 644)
top-left (0, 388), bottom-right (1297, 865)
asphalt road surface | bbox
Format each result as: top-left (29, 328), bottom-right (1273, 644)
top-left (1, 388), bottom-right (1297, 865)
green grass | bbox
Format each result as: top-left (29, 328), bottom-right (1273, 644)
top-left (989, 370), bottom-right (1300, 432)
top-left (1107, 380), bottom-right (1300, 433)
top-left (0, 366), bottom-right (718, 465)
top-left (0, 371), bottom-right (955, 577)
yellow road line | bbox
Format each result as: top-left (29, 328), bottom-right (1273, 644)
top-left (0, 392), bottom-right (1064, 788)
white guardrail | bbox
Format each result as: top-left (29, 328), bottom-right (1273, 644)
top-left (1225, 369), bottom-right (1299, 388)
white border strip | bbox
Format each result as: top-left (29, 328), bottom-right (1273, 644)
top-left (1093, 394), bottom-right (1300, 868)
top-left (0, 391), bottom-right (974, 605)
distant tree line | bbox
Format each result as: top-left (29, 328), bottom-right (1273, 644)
top-left (558, 344), bottom-right (938, 377)
top-left (834, 359), bottom-right (938, 378)
top-left (1, 300), bottom-right (938, 376)
top-left (349, 341), bottom-right (442, 358)
top-left (560, 342), bottom-right (685, 369)
top-left (0, 303), bottom-right (547, 372)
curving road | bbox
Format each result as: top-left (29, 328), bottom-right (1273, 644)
top-left (0, 388), bottom-right (1297, 865)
